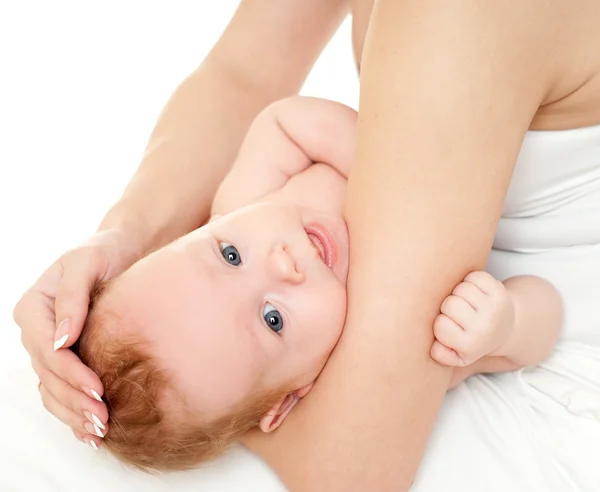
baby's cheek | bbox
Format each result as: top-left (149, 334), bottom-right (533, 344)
top-left (313, 291), bottom-right (346, 368)
top-left (301, 284), bottom-right (346, 347)
top-left (321, 287), bottom-right (347, 337)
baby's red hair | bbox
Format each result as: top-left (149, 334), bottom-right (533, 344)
top-left (74, 281), bottom-right (279, 471)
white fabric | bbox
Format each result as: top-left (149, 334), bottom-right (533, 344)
top-left (413, 343), bottom-right (600, 491)
top-left (0, 367), bottom-right (285, 491)
top-left (2, 125), bottom-right (599, 491)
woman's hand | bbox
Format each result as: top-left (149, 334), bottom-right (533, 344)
top-left (13, 228), bottom-right (141, 449)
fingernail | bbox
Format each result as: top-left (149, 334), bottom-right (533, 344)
top-left (82, 387), bottom-right (103, 402)
top-left (88, 440), bottom-right (98, 451)
top-left (53, 334), bottom-right (69, 351)
top-left (85, 422), bottom-right (104, 438)
top-left (83, 411), bottom-right (106, 430)
top-left (53, 319), bottom-right (70, 351)
top-left (91, 413), bottom-right (106, 430)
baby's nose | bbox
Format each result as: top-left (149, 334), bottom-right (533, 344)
top-left (269, 243), bottom-right (304, 285)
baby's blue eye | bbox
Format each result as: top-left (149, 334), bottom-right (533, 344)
top-left (263, 303), bottom-right (283, 334)
top-left (220, 242), bottom-right (242, 266)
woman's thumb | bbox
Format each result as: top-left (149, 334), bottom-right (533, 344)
top-left (53, 265), bottom-right (100, 350)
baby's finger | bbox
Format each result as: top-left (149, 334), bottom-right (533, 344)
top-left (440, 295), bottom-right (477, 329)
top-left (452, 281), bottom-right (488, 311)
top-left (38, 368), bottom-right (108, 435)
top-left (464, 271), bottom-right (502, 296)
top-left (72, 429), bottom-right (102, 451)
top-left (430, 340), bottom-right (465, 367)
top-left (433, 314), bottom-right (466, 351)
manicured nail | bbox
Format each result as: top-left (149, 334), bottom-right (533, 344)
top-left (88, 440), bottom-right (98, 451)
top-left (53, 319), bottom-right (70, 350)
top-left (94, 424), bottom-right (104, 438)
top-left (82, 386), bottom-right (103, 402)
top-left (91, 413), bottom-right (106, 430)
top-left (84, 411), bottom-right (106, 430)
top-left (85, 422), bottom-right (104, 438)
top-left (53, 334), bottom-right (69, 351)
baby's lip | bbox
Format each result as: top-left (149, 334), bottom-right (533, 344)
top-left (308, 233), bottom-right (327, 264)
top-left (304, 223), bottom-right (336, 268)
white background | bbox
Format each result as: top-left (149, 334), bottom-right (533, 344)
top-left (0, 1), bottom-right (358, 372)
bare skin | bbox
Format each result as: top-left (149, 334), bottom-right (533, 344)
top-left (14, 0), bottom-right (600, 490)
top-left (241, 2), bottom-right (600, 489)
top-left (215, 97), bottom-right (562, 386)
top-left (213, 96), bottom-right (562, 390)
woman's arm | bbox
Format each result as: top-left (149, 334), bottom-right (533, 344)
top-left (243, 1), bottom-right (571, 489)
top-left (100, 0), bottom-right (349, 252)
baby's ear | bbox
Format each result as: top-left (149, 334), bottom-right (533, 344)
top-left (258, 383), bottom-right (314, 433)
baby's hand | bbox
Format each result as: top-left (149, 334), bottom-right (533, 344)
top-left (430, 271), bottom-right (515, 367)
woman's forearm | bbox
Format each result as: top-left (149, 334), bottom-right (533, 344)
top-left (97, 60), bottom-right (282, 253)
top-left (97, 0), bottom-right (349, 255)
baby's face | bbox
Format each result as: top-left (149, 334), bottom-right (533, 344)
top-left (107, 201), bottom-right (349, 418)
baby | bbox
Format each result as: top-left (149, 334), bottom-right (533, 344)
top-left (75, 96), bottom-right (562, 471)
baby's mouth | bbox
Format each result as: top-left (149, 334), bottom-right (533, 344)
top-left (308, 234), bottom-right (327, 263)
top-left (304, 224), bottom-right (335, 268)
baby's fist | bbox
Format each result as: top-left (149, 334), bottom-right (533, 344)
top-left (431, 271), bottom-right (515, 367)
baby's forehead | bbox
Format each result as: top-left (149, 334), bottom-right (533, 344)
top-left (93, 286), bottom-right (142, 340)
top-left (98, 252), bottom-right (276, 413)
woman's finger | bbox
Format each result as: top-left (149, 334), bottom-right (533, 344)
top-left (32, 348), bottom-right (105, 404)
top-left (38, 382), bottom-right (93, 435)
top-left (72, 429), bottom-right (102, 451)
top-left (14, 289), bottom-right (56, 356)
top-left (38, 369), bottom-right (108, 436)
top-left (18, 288), bottom-right (106, 403)
top-left (47, 348), bottom-right (105, 403)
top-left (54, 248), bottom-right (107, 349)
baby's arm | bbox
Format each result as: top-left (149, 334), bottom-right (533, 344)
top-left (430, 272), bottom-right (563, 388)
top-left (211, 96), bottom-right (356, 216)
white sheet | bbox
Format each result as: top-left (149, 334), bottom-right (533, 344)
top-left (413, 342), bottom-right (600, 491)
top-left (1, 365), bottom-right (285, 492)
top-left (4, 342), bottom-right (599, 491)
